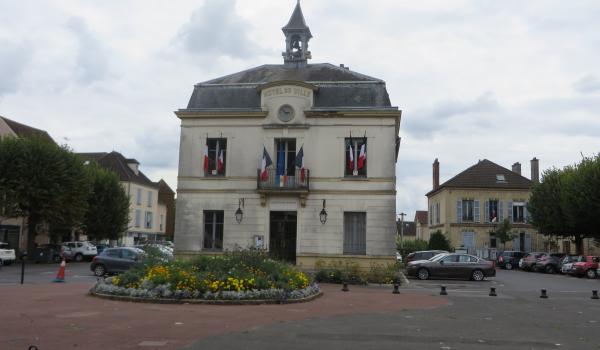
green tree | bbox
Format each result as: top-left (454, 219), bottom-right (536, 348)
top-left (0, 137), bottom-right (90, 256)
top-left (397, 239), bottom-right (428, 257)
top-left (491, 219), bottom-right (515, 249)
top-left (81, 163), bottom-right (130, 241)
top-left (428, 230), bottom-right (452, 251)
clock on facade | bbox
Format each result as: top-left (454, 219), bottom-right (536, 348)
top-left (277, 104), bottom-right (295, 122)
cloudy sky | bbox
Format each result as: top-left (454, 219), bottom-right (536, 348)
top-left (1, 0), bottom-right (599, 219)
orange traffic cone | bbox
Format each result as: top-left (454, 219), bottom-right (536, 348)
top-left (53, 259), bottom-right (66, 283)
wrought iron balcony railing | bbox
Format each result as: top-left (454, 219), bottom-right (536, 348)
top-left (257, 168), bottom-right (310, 192)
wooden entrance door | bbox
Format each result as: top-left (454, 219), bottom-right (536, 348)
top-left (269, 211), bottom-right (297, 264)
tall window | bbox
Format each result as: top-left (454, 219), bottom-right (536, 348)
top-left (435, 203), bottom-right (440, 224)
top-left (134, 209), bottom-right (141, 227)
top-left (147, 191), bottom-right (153, 207)
top-left (206, 138), bottom-right (227, 176)
top-left (513, 202), bottom-right (525, 223)
top-left (274, 139), bottom-right (296, 176)
top-left (488, 200), bottom-right (499, 222)
top-left (136, 188), bottom-right (142, 205)
top-left (144, 211), bottom-right (153, 229)
top-left (343, 212), bottom-right (366, 255)
top-left (462, 200), bottom-right (474, 222)
top-left (345, 138), bottom-right (367, 177)
top-left (204, 210), bottom-right (224, 250)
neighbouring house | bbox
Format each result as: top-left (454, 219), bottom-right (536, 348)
top-left (426, 158), bottom-right (544, 258)
top-left (414, 211), bottom-right (429, 241)
top-left (0, 116), bottom-right (56, 254)
top-left (397, 220), bottom-right (416, 241)
top-left (78, 152), bottom-right (174, 246)
top-left (157, 179), bottom-right (176, 241)
top-left (173, 2), bottom-right (401, 270)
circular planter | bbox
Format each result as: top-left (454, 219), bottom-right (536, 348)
top-left (89, 289), bottom-right (323, 305)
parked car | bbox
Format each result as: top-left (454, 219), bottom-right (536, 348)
top-left (134, 244), bottom-right (174, 259)
top-left (405, 250), bottom-right (448, 264)
top-left (560, 255), bottom-right (581, 274)
top-left (90, 247), bottom-right (145, 277)
top-left (94, 244), bottom-right (112, 255)
top-left (33, 244), bottom-right (72, 263)
top-left (569, 256), bottom-right (599, 279)
top-left (0, 242), bottom-right (16, 266)
top-left (496, 251), bottom-right (525, 270)
top-left (533, 253), bottom-right (562, 274)
top-left (519, 252), bottom-right (546, 271)
top-left (406, 253), bottom-right (496, 281)
top-left (62, 241), bottom-right (98, 262)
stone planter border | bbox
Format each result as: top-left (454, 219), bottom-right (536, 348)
top-left (89, 290), bottom-right (323, 305)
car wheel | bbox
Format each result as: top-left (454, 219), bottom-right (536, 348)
top-left (472, 269), bottom-right (485, 281)
top-left (586, 269), bottom-right (597, 279)
top-left (505, 262), bottom-right (513, 270)
top-left (545, 265), bottom-right (555, 274)
top-left (74, 253), bottom-right (83, 262)
top-left (417, 268), bottom-right (430, 280)
top-left (93, 265), bottom-right (106, 277)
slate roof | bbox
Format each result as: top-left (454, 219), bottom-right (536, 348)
top-left (0, 116), bottom-right (55, 144)
top-left (282, 1), bottom-right (312, 37)
top-left (78, 151), bottom-right (158, 189)
top-left (183, 63), bottom-right (394, 111)
top-left (414, 211), bottom-right (428, 225)
top-left (427, 159), bottom-right (532, 196)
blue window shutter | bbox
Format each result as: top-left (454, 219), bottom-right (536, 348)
top-left (474, 200), bottom-right (480, 223)
top-left (456, 200), bottom-right (462, 223)
top-left (508, 201), bottom-right (513, 223)
top-left (484, 201), bottom-right (489, 223)
top-left (437, 203), bottom-right (440, 224)
top-left (524, 203), bottom-right (529, 223)
top-left (499, 201), bottom-right (504, 222)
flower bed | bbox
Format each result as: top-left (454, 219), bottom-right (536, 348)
top-left (89, 249), bottom-right (321, 304)
top-left (313, 259), bottom-right (402, 285)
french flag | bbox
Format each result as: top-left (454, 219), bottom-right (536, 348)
top-left (347, 133), bottom-right (354, 171)
top-left (357, 135), bottom-right (366, 170)
top-left (295, 145), bottom-right (306, 182)
top-left (260, 147), bottom-right (273, 181)
top-left (203, 143), bottom-right (209, 173)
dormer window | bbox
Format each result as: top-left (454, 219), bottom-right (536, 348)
top-left (496, 174), bottom-right (506, 183)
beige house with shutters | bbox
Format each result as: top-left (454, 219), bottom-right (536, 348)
top-left (173, 2), bottom-right (401, 270)
top-left (426, 158), bottom-right (544, 258)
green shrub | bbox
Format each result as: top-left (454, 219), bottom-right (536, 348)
top-left (428, 230), bottom-right (452, 251)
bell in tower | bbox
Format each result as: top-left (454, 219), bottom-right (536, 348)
top-left (282, 0), bottom-right (312, 68)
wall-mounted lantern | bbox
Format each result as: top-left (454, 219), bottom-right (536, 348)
top-left (319, 199), bottom-right (328, 224)
top-left (235, 198), bottom-right (244, 224)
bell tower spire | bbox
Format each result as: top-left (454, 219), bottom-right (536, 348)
top-left (282, 0), bottom-right (312, 68)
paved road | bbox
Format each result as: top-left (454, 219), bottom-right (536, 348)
top-left (0, 261), bottom-right (96, 285)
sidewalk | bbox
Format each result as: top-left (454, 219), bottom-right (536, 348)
top-left (1, 282), bottom-right (448, 350)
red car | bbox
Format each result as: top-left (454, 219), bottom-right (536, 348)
top-left (569, 256), bottom-right (599, 279)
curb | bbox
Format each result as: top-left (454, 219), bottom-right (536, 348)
top-left (89, 290), bottom-right (323, 305)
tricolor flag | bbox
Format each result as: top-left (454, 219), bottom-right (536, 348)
top-left (357, 134), bottom-right (367, 170)
top-left (260, 147), bottom-right (273, 181)
top-left (217, 148), bottom-right (224, 173)
top-left (295, 145), bottom-right (305, 182)
top-left (203, 143), bottom-right (209, 173)
top-left (347, 132), bottom-right (354, 171)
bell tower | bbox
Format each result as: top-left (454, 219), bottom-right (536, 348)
top-left (282, 0), bottom-right (312, 68)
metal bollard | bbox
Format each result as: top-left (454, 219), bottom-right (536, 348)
top-left (489, 287), bottom-right (497, 297)
top-left (440, 285), bottom-right (447, 295)
top-left (393, 283), bottom-right (400, 294)
top-left (592, 290), bottom-right (599, 300)
top-left (342, 281), bottom-right (349, 292)
top-left (540, 289), bottom-right (548, 299)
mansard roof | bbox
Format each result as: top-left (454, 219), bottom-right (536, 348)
top-left (0, 116), bottom-right (55, 144)
top-left (78, 151), bottom-right (158, 189)
top-left (183, 63), bottom-right (394, 111)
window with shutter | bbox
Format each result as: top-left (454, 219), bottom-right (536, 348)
top-left (498, 201), bottom-right (504, 222)
top-left (508, 201), bottom-right (513, 223)
top-left (474, 200), bottom-right (480, 223)
top-left (343, 212), bottom-right (366, 255)
top-left (484, 201), bottom-right (489, 223)
top-left (462, 200), bottom-right (474, 222)
top-left (456, 200), bottom-right (462, 223)
top-left (206, 138), bottom-right (227, 176)
top-left (134, 209), bottom-right (141, 227)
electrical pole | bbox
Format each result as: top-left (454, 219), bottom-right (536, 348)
top-left (398, 212), bottom-right (406, 245)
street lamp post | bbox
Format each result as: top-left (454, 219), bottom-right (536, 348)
top-left (398, 212), bottom-right (406, 245)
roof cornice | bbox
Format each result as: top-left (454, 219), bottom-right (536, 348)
top-left (175, 110), bottom-right (268, 119)
top-left (257, 80), bottom-right (318, 92)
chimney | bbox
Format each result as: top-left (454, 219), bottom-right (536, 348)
top-left (433, 158), bottom-right (440, 190)
top-left (530, 157), bottom-right (539, 183)
top-left (512, 162), bottom-right (521, 175)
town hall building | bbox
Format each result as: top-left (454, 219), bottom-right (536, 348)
top-left (173, 2), bottom-right (401, 269)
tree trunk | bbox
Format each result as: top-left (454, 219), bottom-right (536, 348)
top-left (574, 236), bottom-right (584, 255)
top-left (26, 214), bottom-right (39, 259)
